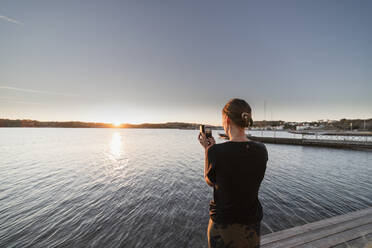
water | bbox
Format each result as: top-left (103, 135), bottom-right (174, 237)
top-left (0, 128), bottom-right (371, 247)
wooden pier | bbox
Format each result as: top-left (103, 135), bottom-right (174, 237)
top-left (218, 133), bottom-right (372, 150)
top-left (261, 207), bottom-right (372, 248)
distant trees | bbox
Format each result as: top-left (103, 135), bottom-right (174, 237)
top-left (1, 118), bottom-right (371, 130)
top-left (333, 118), bottom-right (372, 131)
top-left (0, 119), bottom-right (112, 128)
top-left (253, 120), bottom-right (286, 128)
top-left (0, 119), bottom-right (206, 129)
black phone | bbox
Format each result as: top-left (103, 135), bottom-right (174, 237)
top-left (200, 125), bottom-right (212, 138)
top-left (200, 125), bottom-right (205, 134)
top-left (205, 127), bottom-right (212, 138)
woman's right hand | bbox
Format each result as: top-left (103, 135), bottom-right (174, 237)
top-left (198, 132), bottom-right (215, 150)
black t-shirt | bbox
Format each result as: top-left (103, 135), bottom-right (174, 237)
top-left (206, 140), bottom-right (268, 225)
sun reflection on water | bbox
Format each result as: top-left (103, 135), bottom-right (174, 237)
top-left (110, 132), bottom-right (122, 158)
top-left (103, 131), bottom-right (129, 179)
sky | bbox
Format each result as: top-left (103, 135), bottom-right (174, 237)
top-left (1, 1), bottom-right (371, 125)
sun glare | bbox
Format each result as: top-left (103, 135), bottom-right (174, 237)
top-left (113, 121), bottom-right (122, 127)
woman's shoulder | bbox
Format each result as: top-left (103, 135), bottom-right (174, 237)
top-left (216, 141), bottom-right (268, 158)
top-left (252, 141), bottom-right (268, 161)
top-left (217, 140), bottom-right (265, 148)
top-left (252, 141), bottom-right (267, 151)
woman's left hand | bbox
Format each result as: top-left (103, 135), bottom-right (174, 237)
top-left (198, 132), bottom-right (216, 150)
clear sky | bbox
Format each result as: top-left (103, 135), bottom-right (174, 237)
top-left (1, 1), bottom-right (371, 125)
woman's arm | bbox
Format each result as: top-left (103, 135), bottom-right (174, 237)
top-left (204, 148), bottom-right (215, 187)
top-left (198, 132), bottom-right (216, 187)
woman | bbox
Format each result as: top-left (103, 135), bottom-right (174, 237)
top-left (198, 98), bottom-right (268, 248)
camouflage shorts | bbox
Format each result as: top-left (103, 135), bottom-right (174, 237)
top-left (207, 218), bottom-right (261, 248)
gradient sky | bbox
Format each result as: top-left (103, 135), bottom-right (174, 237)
top-left (1, 1), bottom-right (371, 125)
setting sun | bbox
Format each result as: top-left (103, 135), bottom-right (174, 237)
top-left (113, 122), bottom-right (122, 127)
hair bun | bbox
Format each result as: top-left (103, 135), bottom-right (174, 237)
top-left (223, 98), bottom-right (252, 128)
top-left (241, 112), bottom-right (250, 120)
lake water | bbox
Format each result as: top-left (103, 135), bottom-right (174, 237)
top-left (0, 128), bottom-right (371, 247)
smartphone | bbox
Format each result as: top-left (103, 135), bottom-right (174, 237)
top-left (200, 125), bottom-right (212, 138)
top-left (200, 125), bottom-right (205, 134)
top-left (205, 127), bottom-right (212, 138)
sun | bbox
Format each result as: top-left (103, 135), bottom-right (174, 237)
top-left (113, 121), bottom-right (122, 127)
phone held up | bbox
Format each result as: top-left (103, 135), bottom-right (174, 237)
top-left (200, 125), bottom-right (212, 138)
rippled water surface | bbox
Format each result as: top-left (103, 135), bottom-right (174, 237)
top-left (1, 128), bottom-right (371, 247)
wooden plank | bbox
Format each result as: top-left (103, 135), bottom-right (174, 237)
top-left (261, 214), bottom-right (372, 248)
top-left (261, 207), bottom-right (372, 245)
top-left (299, 222), bottom-right (372, 248)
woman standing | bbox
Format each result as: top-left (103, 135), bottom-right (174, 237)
top-left (198, 98), bottom-right (268, 248)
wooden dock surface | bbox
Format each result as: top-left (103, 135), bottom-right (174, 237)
top-left (261, 207), bottom-right (372, 248)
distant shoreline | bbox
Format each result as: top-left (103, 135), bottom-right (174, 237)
top-left (0, 126), bottom-right (225, 130)
top-left (0, 118), bottom-right (220, 130)
top-left (1, 118), bottom-right (371, 131)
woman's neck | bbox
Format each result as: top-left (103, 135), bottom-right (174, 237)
top-left (228, 126), bottom-right (250, 142)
